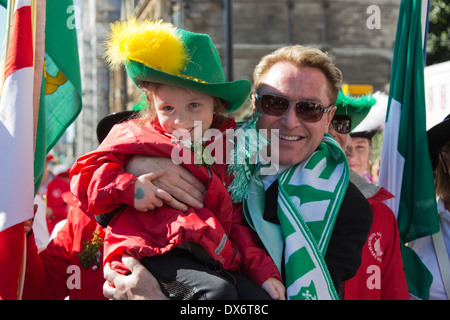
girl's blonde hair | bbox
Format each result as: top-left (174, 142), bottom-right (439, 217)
top-left (253, 45), bottom-right (342, 104)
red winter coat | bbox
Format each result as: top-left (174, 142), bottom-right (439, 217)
top-left (70, 117), bottom-right (280, 286)
top-left (343, 179), bottom-right (409, 300)
top-left (23, 206), bottom-right (106, 300)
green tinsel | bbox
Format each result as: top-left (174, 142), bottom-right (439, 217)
top-left (227, 113), bottom-right (269, 203)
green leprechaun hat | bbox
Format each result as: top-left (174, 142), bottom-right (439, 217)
top-left (334, 90), bottom-right (376, 131)
top-left (104, 17), bottom-right (251, 113)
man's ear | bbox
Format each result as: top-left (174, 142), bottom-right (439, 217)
top-left (324, 106), bottom-right (336, 133)
top-left (327, 106), bottom-right (336, 124)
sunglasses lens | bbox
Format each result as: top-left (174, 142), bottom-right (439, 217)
top-left (296, 101), bottom-right (324, 122)
top-left (332, 117), bottom-right (351, 134)
top-left (259, 95), bottom-right (289, 116)
top-left (257, 94), bottom-right (329, 122)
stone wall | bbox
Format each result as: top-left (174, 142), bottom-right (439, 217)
top-left (123, 0), bottom-right (400, 88)
top-left (116, 0), bottom-right (400, 116)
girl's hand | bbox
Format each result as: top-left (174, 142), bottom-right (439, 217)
top-left (125, 155), bottom-right (206, 212)
top-left (133, 171), bottom-right (174, 212)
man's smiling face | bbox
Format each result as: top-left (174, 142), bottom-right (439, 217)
top-left (254, 62), bottom-right (335, 166)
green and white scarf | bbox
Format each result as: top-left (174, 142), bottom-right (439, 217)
top-left (241, 134), bottom-right (349, 300)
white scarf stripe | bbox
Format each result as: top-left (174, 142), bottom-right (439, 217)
top-left (317, 163), bottom-right (348, 251)
top-left (279, 180), bottom-right (338, 300)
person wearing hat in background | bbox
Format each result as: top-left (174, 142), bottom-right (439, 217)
top-left (328, 91), bottom-right (409, 299)
top-left (348, 130), bottom-right (376, 183)
top-left (345, 92), bottom-right (388, 184)
top-left (409, 114), bottom-right (450, 300)
top-left (70, 18), bottom-right (284, 300)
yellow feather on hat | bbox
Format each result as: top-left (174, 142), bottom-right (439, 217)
top-left (104, 17), bottom-right (187, 76)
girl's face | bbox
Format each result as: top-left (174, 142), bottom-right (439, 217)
top-left (347, 136), bottom-right (371, 176)
top-left (146, 84), bottom-right (215, 140)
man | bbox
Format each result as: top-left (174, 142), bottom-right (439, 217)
top-left (241, 45), bottom-right (372, 299)
top-left (104, 45), bottom-right (372, 300)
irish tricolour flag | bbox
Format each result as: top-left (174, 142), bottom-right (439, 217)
top-left (0, 0), bottom-right (35, 300)
top-left (378, 0), bottom-right (440, 300)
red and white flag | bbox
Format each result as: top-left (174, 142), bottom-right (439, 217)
top-left (0, 0), bottom-right (36, 299)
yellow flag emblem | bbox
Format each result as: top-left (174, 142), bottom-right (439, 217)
top-left (45, 70), bottom-right (67, 95)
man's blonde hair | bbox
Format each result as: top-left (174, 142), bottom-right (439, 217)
top-left (253, 45), bottom-right (342, 104)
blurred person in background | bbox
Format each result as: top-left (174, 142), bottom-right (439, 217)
top-left (347, 91), bottom-right (388, 183)
top-left (40, 157), bottom-right (71, 234)
top-left (409, 114), bottom-right (450, 300)
top-left (329, 91), bottom-right (408, 299)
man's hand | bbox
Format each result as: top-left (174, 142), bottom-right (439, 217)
top-left (261, 277), bottom-right (286, 300)
top-left (103, 254), bottom-right (169, 300)
top-left (125, 155), bottom-right (206, 211)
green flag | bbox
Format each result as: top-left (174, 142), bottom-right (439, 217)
top-left (378, 0), bottom-right (440, 300)
top-left (33, 0), bottom-right (82, 191)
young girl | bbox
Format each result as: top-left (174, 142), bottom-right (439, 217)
top-left (70, 18), bottom-right (284, 300)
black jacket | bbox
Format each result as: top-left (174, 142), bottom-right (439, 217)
top-left (263, 180), bottom-right (373, 298)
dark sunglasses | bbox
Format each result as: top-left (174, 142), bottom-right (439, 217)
top-left (331, 115), bottom-right (352, 134)
top-left (255, 93), bottom-right (334, 123)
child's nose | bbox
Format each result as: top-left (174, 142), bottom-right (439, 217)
top-left (173, 111), bottom-right (189, 127)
